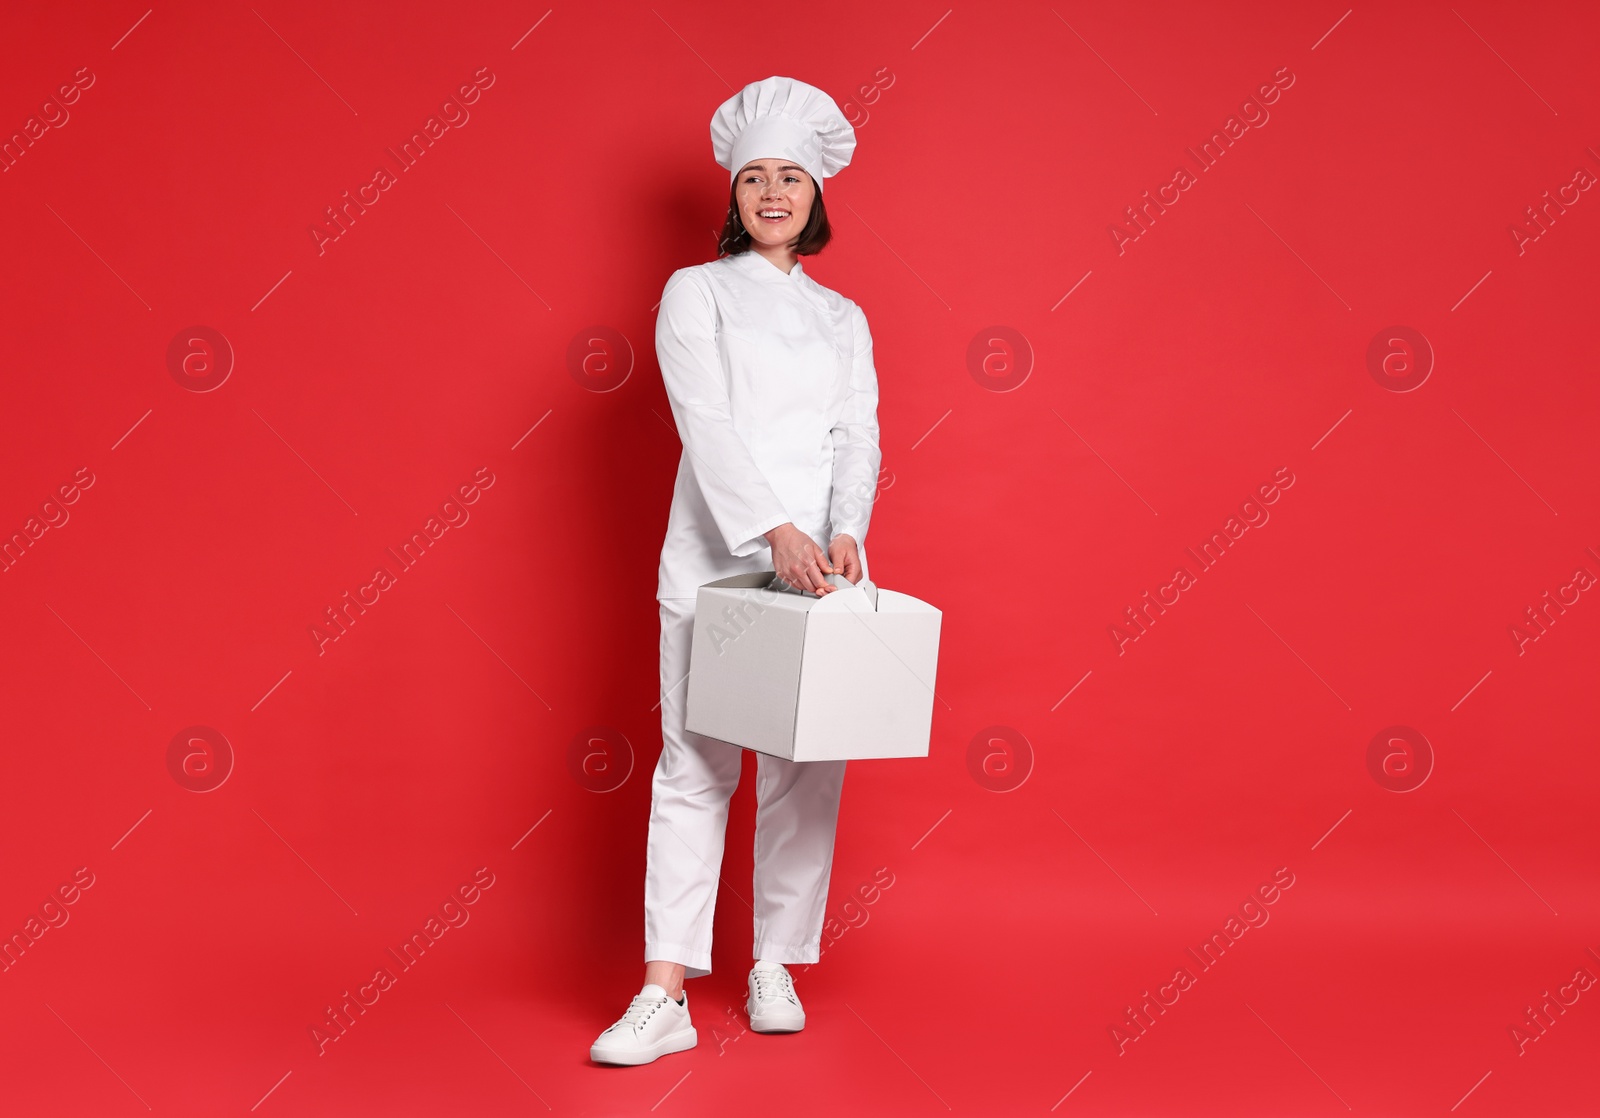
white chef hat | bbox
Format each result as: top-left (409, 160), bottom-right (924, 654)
top-left (710, 75), bottom-right (856, 193)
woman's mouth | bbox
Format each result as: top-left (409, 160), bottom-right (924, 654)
top-left (757, 209), bottom-right (790, 224)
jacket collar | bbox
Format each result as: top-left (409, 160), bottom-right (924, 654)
top-left (730, 249), bottom-right (806, 283)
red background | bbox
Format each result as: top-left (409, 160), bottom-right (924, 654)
top-left (2, 2), bottom-right (1597, 1115)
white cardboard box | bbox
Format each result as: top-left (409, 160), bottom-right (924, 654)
top-left (685, 571), bottom-right (942, 762)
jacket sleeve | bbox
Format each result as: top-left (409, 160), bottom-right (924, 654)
top-left (656, 268), bottom-right (793, 558)
top-left (828, 303), bottom-right (883, 547)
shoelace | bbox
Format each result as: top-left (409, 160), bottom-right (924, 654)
top-left (752, 968), bottom-right (799, 1006)
top-left (613, 991), bottom-right (672, 1033)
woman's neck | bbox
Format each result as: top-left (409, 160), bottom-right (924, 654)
top-left (749, 243), bottom-right (798, 274)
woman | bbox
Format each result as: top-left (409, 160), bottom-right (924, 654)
top-left (590, 75), bottom-right (882, 1066)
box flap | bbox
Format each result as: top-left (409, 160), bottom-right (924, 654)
top-left (809, 582), bottom-right (878, 614)
top-left (874, 588), bottom-right (940, 615)
top-left (770, 572), bottom-right (879, 609)
top-left (703, 571), bottom-right (788, 591)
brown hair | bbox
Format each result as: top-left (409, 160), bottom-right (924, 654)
top-left (716, 171), bottom-right (833, 258)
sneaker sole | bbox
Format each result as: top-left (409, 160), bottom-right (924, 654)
top-left (590, 1026), bottom-right (698, 1066)
top-left (746, 1002), bottom-right (805, 1033)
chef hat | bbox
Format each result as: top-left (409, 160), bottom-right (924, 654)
top-left (710, 75), bottom-right (856, 193)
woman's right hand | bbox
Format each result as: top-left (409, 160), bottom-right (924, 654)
top-left (764, 522), bottom-right (838, 594)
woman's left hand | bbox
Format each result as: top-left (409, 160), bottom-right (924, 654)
top-left (828, 534), bottom-right (862, 583)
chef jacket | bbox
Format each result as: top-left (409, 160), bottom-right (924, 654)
top-left (655, 249), bottom-right (882, 601)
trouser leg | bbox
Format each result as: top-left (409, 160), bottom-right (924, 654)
top-left (644, 596), bottom-right (744, 979)
top-left (751, 750), bottom-right (847, 967)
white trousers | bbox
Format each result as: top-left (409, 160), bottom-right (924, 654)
top-left (645, 596), bottom-right (847, 978)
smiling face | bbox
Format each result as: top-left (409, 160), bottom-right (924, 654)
top-left (735, 159), bottom-right (816, 248)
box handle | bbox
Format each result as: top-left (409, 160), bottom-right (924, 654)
top-left (766, 571), bottom-right (869, 598)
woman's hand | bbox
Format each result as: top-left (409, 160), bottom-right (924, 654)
top-left (827, 533), bottom-right (862, 584)
top-left (764, 523), bottom-right (837, 594)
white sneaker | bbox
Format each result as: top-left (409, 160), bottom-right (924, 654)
top-left (590, 983), bottom-right (697, 1066)
top-left (746, 961), bottom-right (805, 1033)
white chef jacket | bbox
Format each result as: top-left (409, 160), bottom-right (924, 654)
top-left (655, 249), bottom-right (882, 602)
